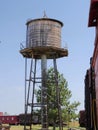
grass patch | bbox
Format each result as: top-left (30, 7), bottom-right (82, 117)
top-left (10, 125), bottom-right (86, 130)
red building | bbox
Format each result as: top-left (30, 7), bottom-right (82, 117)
top-left (0, 115), bottom-right (19, 125)
top-left (88, 0), bottom-right (98, 27)
top-left (89, 0), bottom-right (98, 122)
top-left (0, 112), bottom-right (3, 116)
top-left (85, 0), bottom-right (98, 129)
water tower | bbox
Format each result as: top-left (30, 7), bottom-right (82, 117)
top-left (20, 16), bottom-right (68, 130)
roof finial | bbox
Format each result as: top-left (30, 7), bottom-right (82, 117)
top-left (43, 10), bottom-right (47, 18)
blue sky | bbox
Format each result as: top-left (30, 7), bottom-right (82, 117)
top-left (0, 0), bottom-right (95, 115)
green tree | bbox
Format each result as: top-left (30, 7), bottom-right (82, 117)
top-left (35, 68), bottom-right (80, 125)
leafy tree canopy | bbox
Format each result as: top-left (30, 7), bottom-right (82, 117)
top-left (35, 68), bottom-right (80, 123)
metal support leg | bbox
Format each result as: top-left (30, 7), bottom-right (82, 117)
top-left (24, 57), bottom-right (33, 130)
top-left (30, 59), bottom-right (37, 130)
top-left (53, 57), bottom-right (62, 130)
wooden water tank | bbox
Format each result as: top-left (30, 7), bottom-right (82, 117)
top-left (26, 18), bottom-right (63, 48)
